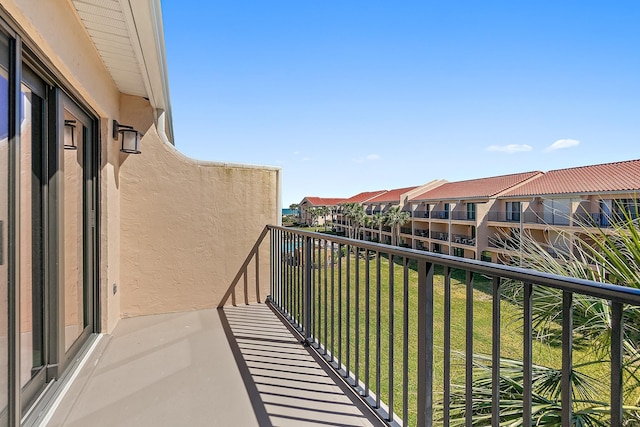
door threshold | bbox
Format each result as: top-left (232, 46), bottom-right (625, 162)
top-left (22, 334), bottom-right (105, 427)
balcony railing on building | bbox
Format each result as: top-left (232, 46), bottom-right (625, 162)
top-left (400, 227), bottom-right (412, 235)
top-left (451, 211), bottom-right (475, 221)
top-left (430, 231), bottom-right (449, 241)
top-left (431, 210), bottom-right (449, 220)
top-left (451, 233), bottom-right (475, 246)
top-left (413, 210), bottom-right (430, 219)
top-left (250, 226), bottom-right (640, 426)
top-left (487, 210), bottom-right (627, 228)
top-left (414, 229), bottom-right (429, 237)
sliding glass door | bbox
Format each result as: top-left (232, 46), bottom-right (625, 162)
top-left (0, 20), bottom-right (99, 422)
top-left (61, 95), bottom-right (95, 360)
top-left (18, 65), bottom-right (46, 409)
top-left (0, 29), bottom-right (10, 427)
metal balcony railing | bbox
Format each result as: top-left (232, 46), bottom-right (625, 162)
top-left (451, 234), bottom-right (475, 246)
top-left (451, 211), bottom-right (475, 221)
top-left (430, 231), bottom-right (449, 241)
top-left (414, 229), bottom-right (429, 237)
top-left (431, 211), bottom-right (449, 220)
top-left (219, 226), bottom-right (640, 426)
top-left (400, 227), bottom-right (412, 235)
top-left (413, 211), bottom-right (430, 219)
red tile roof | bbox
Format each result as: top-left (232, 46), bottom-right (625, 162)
top-left (502, 159), bottom-right (640, 197)
top-left (343, 190), bottom-right (388, 203)
top-left (303, 197), bottom-right (347, 206)
top-left (410, 171), bottom-right (541, 201)
top-left (366, 186), bottom-right (418, 203)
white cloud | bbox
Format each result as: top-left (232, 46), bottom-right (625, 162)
top-left (301, 157), bottom-right (311, 162)
top-left (354, 153), bottom-right (382, 163)
top-left (486, 144), bottom-right (533, 153)
top-left (544, 139), bottom-right (580, 152)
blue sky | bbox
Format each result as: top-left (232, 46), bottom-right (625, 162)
top-left (162, 1), bottom-right (640, 206)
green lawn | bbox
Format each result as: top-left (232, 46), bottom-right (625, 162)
top-left (279, 247), bottom-right (612, 425)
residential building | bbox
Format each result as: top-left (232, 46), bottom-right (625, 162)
top-left (360, 181), bottom-right (447, 244)
top-left (298, 196), bottom-right (346, 226)
top-left (407, 172), bottom-right (542, 258)
top-left (0, 1), bottom-right (280, 424)
top-left (487, 159), bottom-right (640, 263)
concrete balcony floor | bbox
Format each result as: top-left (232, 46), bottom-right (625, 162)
top-left (45, 304), bottom-right (381, 427)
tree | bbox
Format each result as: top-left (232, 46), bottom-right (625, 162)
top-left (318, 206), bottom-right (331, 231)
top-left (308, 206), bottom-right (320, 227)
top-left (383, 206), bottom-right (410, 246)
top-left (447, 204), bottom-right (640, 425)
top-left (370, 213), bottom-right (384, 242)
top-left (289, 203), bottom-right (300, 220)
top-left (342, 202), bottom-right (366, 239)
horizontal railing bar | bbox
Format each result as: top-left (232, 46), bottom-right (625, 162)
top-left (267, 225), bottom-right (640, 304)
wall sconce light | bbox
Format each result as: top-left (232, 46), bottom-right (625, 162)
top-left (113, 120), bottom-right (142, 154)
top-left (64, 120), bottom-right (77, 150)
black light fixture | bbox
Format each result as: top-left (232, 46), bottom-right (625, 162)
top-left (113, 120), bottom-right (142, 154)
top-left (64, 119), bottom-right (77, 150)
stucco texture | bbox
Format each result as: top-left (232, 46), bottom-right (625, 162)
top-left (119, 128), bottom-right (279, 317)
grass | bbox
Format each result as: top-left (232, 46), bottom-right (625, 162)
top-left (277, 246), bottom-right (610, 425)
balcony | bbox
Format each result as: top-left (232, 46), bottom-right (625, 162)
top-left (451, 211), bottom-right (475, 221)
top-left (431, 210), bottom-right (449, 220)
top-left (413, 211), bottom-right (430, 219)
top-left (430, 231), bottom-right (449, 241)
top-left (45, 227), bottom-right (640, 426)
top-left (451, 233), bottom-right (475, 246)
top-left (46, 303), bottom-right (380, 426)
top-left (400, 227), bottom-right (412, 235)
top-left (414, 229), bottom-right (429, 237)
top-left (266, 227), bottom-right (639, 425)
top-left (488, 211), bottom-right (619, 227)
top-left (487, 211), bottom-right (521, 223)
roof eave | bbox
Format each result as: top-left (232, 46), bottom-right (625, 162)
top-left (121, 0), bottom-right (174, 143)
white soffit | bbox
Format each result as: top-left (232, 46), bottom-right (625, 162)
top-left (70, 0), bottom-right (174, 142)
top-left (71, 0), bottom-right (147, 97)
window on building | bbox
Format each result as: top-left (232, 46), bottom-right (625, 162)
top-left (467, 203), bottom-right (476, 220)
top-left (506, 201), bottom-right (521, 222)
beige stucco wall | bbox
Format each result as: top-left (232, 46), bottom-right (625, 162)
top-left (119, 115), bottom-right (280, 317)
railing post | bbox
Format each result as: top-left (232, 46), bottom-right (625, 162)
top-left (303, 235), bottom-right (312, 342)
top-left (561, 291), bottom-right (573, 427)
top-left (611, 301), bottom-right (623, 426)
top-left (417, 259), bottom-right (433, 426)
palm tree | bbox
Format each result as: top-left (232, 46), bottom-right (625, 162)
top-left (370, 213), bottom-right (384, 242)
top-left (448, 203), bottom-right (640, 425)
top-left (318, 206), bottom-right (331, 231)
top-left (342, 202), bottom-right (366, 239)
top-left (383, 206), bottom-right (410, 246)
top-left (308, 206), bottom-right (320, 227)
top-left (289, 203), bottom-right (300, 220)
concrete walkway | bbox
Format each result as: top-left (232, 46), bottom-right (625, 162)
top-left (45, 304), bottom-right (381, 427)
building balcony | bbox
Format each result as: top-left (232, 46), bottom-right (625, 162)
top-left (414, 229), bottom-right (429, 237)
top-left (400, 227), bottom-right (412, 235)
top-left (488, 211), bottom-right (620, 228)
top-left (413, 211), bottom-right (430, 219)
top-left (46, 303), bottom-right (380, 426)
top-left (451, 233), bottom-right (475, 246)
top-left (431, 210), bottom-right (449, 220)
top-left (430, 231), bottom-right (449, 241)
top-left (451, 211), bottom-right (475, 221)
top-left (44, 227), bottom-right (640, 426)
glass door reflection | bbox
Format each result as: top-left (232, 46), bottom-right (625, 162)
top-left (62, 109), bottom-right (85, 352)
